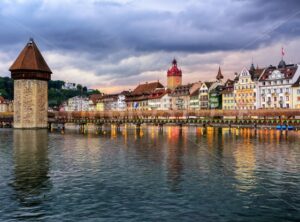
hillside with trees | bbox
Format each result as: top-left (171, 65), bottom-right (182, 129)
top-left (0, 77), bottom-right (101, 108)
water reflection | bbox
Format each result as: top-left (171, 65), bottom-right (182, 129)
top-left (233, 131), bottom-right (257, 192)
top-left (11, 130), bottom-right (51, 219)
top-left (166, 127), bottom-right (184, 191)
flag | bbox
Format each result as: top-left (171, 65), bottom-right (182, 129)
top-left (281, 47), bottom-right (285, 57)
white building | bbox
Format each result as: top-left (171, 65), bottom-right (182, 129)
top-left (257, 61), bottom-right (300, 109)
top-left (64, 96), bottom-right (89, 111)
top-left (62, 82), bottom-right (77, 90)
top-left (0, 96), bottom-right (13, 112)
top-left (148, 89), bottom-right (172, 110)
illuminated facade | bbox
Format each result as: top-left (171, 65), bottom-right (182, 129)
top-left (257, 61), bottom-right (299, 109)
top-left (234, 66), bottom-right (262, 110)
top-left (167, 59), bottom-right (182, 90)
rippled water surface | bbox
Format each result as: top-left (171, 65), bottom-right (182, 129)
top-left (0, 127), bottom-right (299, 221)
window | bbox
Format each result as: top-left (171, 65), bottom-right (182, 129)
top-left (286, 96), bottom-right (289, 101)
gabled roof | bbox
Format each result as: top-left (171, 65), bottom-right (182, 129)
top-left (170, 83), bottom-right (193, 96)
top-left (202, 81), bottom-right (214, 89)
top-left (148, 88), bottom-right (170, 100)
top-left (0, 96), bottom-right (4, 103)
top-left (259, 64), bottom-right (297, 81)
top-left (9, 39), bottom-right (52, 74)
top-left (133, 81), bottom-right (164, 95)
top-left (292, 75), bottom-right (300, 87)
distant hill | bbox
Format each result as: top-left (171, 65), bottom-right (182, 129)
top-left (0, 77), bottom-right (101, 108)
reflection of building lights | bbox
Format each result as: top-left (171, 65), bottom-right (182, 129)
top-left (234, 138), bottom-right (257, 192)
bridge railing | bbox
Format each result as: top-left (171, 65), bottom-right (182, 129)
top-left (50, 109), bottom-right (300, 120)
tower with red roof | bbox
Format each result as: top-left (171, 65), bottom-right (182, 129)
top-left (9, 38), bottom-right (52, 128)
top-left (167, 59), bottom-right (182, 90)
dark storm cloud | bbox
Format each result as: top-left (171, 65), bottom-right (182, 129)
top-left (1, 0), bottom-right (299, 53)
top-left (0, 0), bottom-right (300, 83)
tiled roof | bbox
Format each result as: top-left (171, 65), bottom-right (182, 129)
top-left (0, 96), bottom-right (4, 103)
top-left (170, 83), bottom-right (193, 97)
top-left (259, 64), bottom-right (297, 81)
top-left (9, 39), bottom-right (52, 74)
top-left (133, 81), bottom-right (164, 95)
top-left (148, 89), bottom-right (170, 100)
top-left (204, 82), bottom-right (214, 89)
top-left (89, 94), bottom-right (104, 104)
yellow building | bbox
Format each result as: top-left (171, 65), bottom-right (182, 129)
top-left (96, 101), bottom-right (104, 111)
top-left (222, 79), bottom-right (235, 110)
top-left (234, 67), bottom-right (261, 110)
top-left (167, 59), bottom-right (182, 90)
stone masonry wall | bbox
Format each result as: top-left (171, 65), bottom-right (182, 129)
top-left (14, 80), bottom-right (48, 128)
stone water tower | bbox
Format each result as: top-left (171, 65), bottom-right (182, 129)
top-left (9, 38), bottom-right (52, 128)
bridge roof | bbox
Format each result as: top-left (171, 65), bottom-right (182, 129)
top-left (9, 39), bottom-right (52, 74)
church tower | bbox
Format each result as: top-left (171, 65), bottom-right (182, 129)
top-left (167, 59), bottom-right (182, 90)
top-left (9, 39), bottom-right (52, 129)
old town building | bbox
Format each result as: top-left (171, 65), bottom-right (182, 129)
top-left (234, 64), bottom-right (263, 110)
top-left (257, 60), bottom-right (300, 109)
top-left (148, 89), bottom-right (171, 110)
top-left (0, 96), bottom-right (13, 112)
top-left (126, 81), bottom-right (164, 110)
top-left (221, 79), bottom-right (235, 110)
top-left (63, 96), bottom-right (89, 111)
top-left (170, 84), bottom-right (193, 110)
top-left (292, 76), bottom-right (300, 109)
top-left (208, 67), bottom-right (224, 109)
top-left (199, 82), bottom-right (213, 109)
top-left (189, 82), bottom-right (202, 110)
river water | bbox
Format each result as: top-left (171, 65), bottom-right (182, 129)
top-left (0, 127), bottom-right (299, 221)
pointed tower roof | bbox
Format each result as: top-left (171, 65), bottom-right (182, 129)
top-left (216, 66), bottom-right (224, 80)
top-left (167, 58), bottom-right (182, 77)
top-left (10, 38), bottom-right (52, 74)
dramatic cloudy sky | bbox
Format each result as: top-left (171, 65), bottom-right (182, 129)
top-left (1, 0), bottom-right (300, 93)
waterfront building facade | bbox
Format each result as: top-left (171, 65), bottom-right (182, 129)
top-left (292, 77), bottom-right (300, 108)
top-left (0, 97), bottom-right (13, 112)
top-left (199, 82), bottom-right (213, 109)
top-left (126, 81), bottom-right (164, 111)
top-left (208, 67), bottom-right (224, 109)
top-left (170, 84), bottom-right (192, 110)
top-left (234, 65), bottom-right (262, 110)
top-left (222, 79), bottom-right (235, 110)
top-left (189, 82), bottom-right (202, 110)
top-left (257, 61), bottom-right (299, 109)
top-left (64, 96), bottom-right (89, 111)
top-left (148, 89), bottom-right (170, 110)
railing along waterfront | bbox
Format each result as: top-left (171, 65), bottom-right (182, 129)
top-left (2, 110), bottom-right (300, 127)
top-left (52, 109), bottom-right (300, 119)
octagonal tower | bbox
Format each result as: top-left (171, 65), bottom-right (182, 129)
top-left (9, 39), bottom-right (52, 128)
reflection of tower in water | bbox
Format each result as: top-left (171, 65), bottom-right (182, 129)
top-left (11, 130), bottom-right (51, 211)
top-left (166, 127), bottom-right (184, 191)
